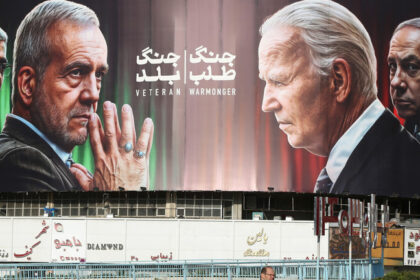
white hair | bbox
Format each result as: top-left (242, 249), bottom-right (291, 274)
top-left (0, 27), bottom-right (7, 43)
top-left (12, 0), bottom-right (100, 106)
top-left (260, 0), bottom-right (377, 98)
top-left (393, 17), bottom-right (420, 35)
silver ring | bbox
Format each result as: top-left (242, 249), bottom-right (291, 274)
top-left (123, 142), bottom-right (133, 153)
top-left (134, 150), bottom-right (146, 159)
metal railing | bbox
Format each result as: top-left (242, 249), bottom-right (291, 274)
top-left (0, 259), bottom-right (383, 280)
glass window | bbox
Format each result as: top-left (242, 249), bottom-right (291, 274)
top-left (138, 199), bottom-right (147, 207)
top-left (119, 208), bottom-right (127, 216)
top-left (70, 208), bottom-right (79, 216)
top-left (204, 200), bottom-right (211, 206)
top-left (138, 208), bottom-right (146, 216)
top-left (80, 208), bottom-right (87, 216)
top-left (176, 198), bottom-right (185, 206)
top-left (62, 208), bottom-right (70, 216)
top-left (24, 209), bottom-right (31, 216)
top-left (194, 208), bottom-right (202, 216)
top-left (88, 208), bottom-right (96, 216)
top-left (176, 208), bottom-right (185, 216)
top-left (148, 208), bottom-right (156, 216)
top-left (157, 208), bottom-right (166, 216)
top-left (156, 199), bottom-right (166, 207)
top-left (203, 209), bottom-right (212, 217)
top-left (128, 208), bottom-right (137, 217)
top-left (185, 209), bottom-right (194, 217)
top-left (97, 208), bottom-right (104, 216)
top-left (213, 209), bottom-right (221, 217)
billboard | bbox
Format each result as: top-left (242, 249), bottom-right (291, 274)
top-left (328, 226), bottom-right (404, 266)
top-left (328, 227), bottom-right (367, 259)
top-left (0, 217), bottom-right (328, 263)
top-left (0, 0), bottom-right (419, 194)
top-left (372, 228), bottom-right (404, 266)
top-left (404, 228), bottom-right (420, 266)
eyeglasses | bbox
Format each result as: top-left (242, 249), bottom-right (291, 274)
top-left (0, 62), bottom-right (11, 75)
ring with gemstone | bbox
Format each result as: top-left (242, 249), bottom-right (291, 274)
top-left (123, 142), bottom-right (133, 153)
top-left (134, 150), bottom-right (146, 159)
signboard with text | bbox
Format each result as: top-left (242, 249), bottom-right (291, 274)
top-left (51, 220), bottom-right (86, 263)
top-left (372, 229), bottom-right (404, 266)
top-left (404, 228), bottom-right (420, 266)
top-left (0, 217), bottom-right (328, 263)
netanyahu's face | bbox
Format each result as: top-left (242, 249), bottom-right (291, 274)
top-left (388, 26), bottom-right (420, 120)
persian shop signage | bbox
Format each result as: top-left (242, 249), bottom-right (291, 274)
top-left (87, 243), bottom-right (124, 251)
top-left (244, 228), bottom-right (270, 257)
top-left (13, 220), bottom-right (50, 261)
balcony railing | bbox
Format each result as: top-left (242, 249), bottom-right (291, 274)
top-left (0, 259), bottom-right (383, 280)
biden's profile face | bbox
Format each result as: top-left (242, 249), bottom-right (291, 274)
top-left (258, 26), bottom-right (330, 155)
top-left (388, 26), bottom-right (420, 120)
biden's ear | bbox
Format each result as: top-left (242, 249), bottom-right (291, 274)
top-left (330, 58), bottom-right (351, 103)
top-left (17, 66), bottom-right (37, 106)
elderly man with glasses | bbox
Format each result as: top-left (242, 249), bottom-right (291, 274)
top-left (260, 266), bottom-right (276, 280)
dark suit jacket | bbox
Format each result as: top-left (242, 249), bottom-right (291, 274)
top-left (405, 119), bottom-right (420, 142)
top-left (0, 116), bottom-right (83, 192)
top-left (330, 109), bottom-right (420, 197)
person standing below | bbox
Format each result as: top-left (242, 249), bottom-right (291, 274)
top-left (260, 266), bottom-right (276, 280)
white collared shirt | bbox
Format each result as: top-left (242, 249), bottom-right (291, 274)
top-left (326, 99), bottom-right (385, 186)
top-left (8, 114), bottom-right (71, 164)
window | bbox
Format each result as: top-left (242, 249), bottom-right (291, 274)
top-left (175, 192), bottom-right (231, 219)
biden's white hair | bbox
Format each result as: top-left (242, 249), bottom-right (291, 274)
top-left (260, 0), bottom-right (377, 98)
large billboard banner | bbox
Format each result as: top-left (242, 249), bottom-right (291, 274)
top-left (0, 0), bottom-right (419, 195)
